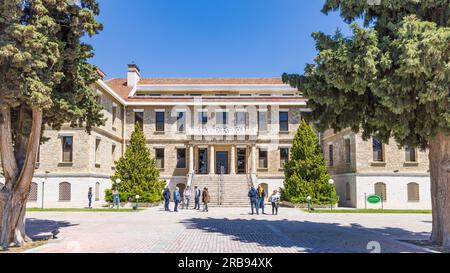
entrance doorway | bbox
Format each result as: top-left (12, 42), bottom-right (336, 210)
top-left (237, 148), bottom-right (246, 174)
top-left (216, 151), bottom-right (228, 174)
top-left (198, 148), bottom-right (208, 174)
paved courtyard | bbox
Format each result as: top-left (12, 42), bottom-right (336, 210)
top-left (24, 206), bottom-right (433, 253)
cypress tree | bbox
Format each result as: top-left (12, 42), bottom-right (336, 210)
top-left (283, 119), bottom-right (337, 204)
top-left (109, 123), bottom-right (165, 203)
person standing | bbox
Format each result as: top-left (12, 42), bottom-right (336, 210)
top-left (258, 185), bottom-right (266, 214)
top-left (163, 186), bottom-right (171, 211)
top-left (248, 186), bottom-right (259, 215)
top-left (184, 186), bottom-right (191, 209)
top-left (88, 187), bottom-right (93, 208)
top-left (202, 187), bottom-right (210, 212)
top-left (112, 188), bottom-right (120, 209)
top-left (174, 187), bottom-right (181, 212)
top-left (269, 190), bottom-right (280, 215)
top-left (193, 186), bottom-right (201, 210)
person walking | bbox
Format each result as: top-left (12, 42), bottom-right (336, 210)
top-left (88, 187), bottom-right (93, 208)
top-left (193, 186), bottom-right (201, 210)
top-left (174, 187), bottom-right (181, 212)
top-left (202, 187), bottom-right (210, 212)
top-left (248, 186), bottom-right (259, 215)
top-left (184, 186), bottom-right (191, 209)
top-left (258, 185), bottom-right (266, 214)
top-left (163, 186), bottom-right (171, 211)
top-left (269, 190), bottom-right (280, 215)
top-left (112, 188), bottom-right (120, 209)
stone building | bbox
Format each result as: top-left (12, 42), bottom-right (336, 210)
top-left (0, 64), bottom-right (306, 207)
top-left (322, 129), bottom-right (431, 209)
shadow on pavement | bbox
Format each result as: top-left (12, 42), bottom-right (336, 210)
top-left (180, 218), bottom-right (431, 253)
top-left (25, 218), bottom-right (78, 240)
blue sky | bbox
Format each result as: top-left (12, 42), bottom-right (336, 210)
top-left (89, 0), bottom-right (352, 79)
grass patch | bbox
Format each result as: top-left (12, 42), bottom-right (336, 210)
top-left (303, 209), bottom-right (432, 214)
top-left (27, 208), bottom-right (144, 212)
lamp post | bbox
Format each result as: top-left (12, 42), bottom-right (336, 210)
top-left (41, 171), bottom-right (49, 209)
top-left (135, 194), bottom-right (140, 210)
top-left (307, 196), bottom-right (312, 213)
top-left (328, 179), bottom-right (334, 211)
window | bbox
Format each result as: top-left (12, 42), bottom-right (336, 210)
top-left (28, 182), bottom-right (38, 202)
top-left (94, 138), bottom-right (101, 165)
top-left (177, 111), bottom-right (185, 132)
top-left (95, 182), bottom-right (100, 201)
top-left (198, 111), bottom-right (208, 127)
top-left (235, 112), bottom-right (247, 129)
top-left (216, 111), bottom-right (228, 126)
top-left (176, 148), bottom-right (186, 168)
top-left (405, 145), bottom-right (416, 162)
top-left (283, 94), bottom-right (295, 96)
top-left (239, 94), bottom-right (252, 96)
top-left (112, 144), bottom-right (117, 164)
top-left (345, 183), bottom-right (351, 201)
top-left (407, 183), bottom-right (420, 202)
top-left (59, 182), bottom-right (71, 201)
top-left (374, 182), bottom-right (387, 201)
top-left (372, 138), bottom-right (384, 162)
top-left (280, 148), bottom-right (289, 168)
top-left (112, 104), bottom-right (117, 126)
top-left (155, 148), bottom-right (165, 169)
top-left (156, 111), bottom-right (165, 132)
top-left (96, 92), bottom-right (102, 105)
top-left (328, 144), bottom-right (334, 166)
top-left (279, 111), bottom-right (289, 132)
top-left (62, 136), bottom-right (73, 163)
top-left (258, 149), bottom-right (268, 169)
top-left (345, 138), bottom-right (351, 163)
top-left (258, 111), bottom-right (267, 132)
top-left (134, 111), bottom-right (144, 130)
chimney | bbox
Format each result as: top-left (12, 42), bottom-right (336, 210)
top-left (127, 63), bottom-right (141, 87)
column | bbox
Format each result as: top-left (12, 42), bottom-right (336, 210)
top-left (230, 145), bottom-right (236, 175)
top-left (189, 145), bottom-right (194, 174)
top-left (251, 144), bottom-right (257, 174)
top-left (209, 145), bottom-right (215, 175)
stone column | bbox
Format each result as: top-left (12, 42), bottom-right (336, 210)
top-left (209, 145), bottom-right (215, 175)
top-left (251, 144), bottom-right (257, 174)
top-left (189, 145), bottom-right (194, 174)
top-left (230, 145), bottom-right (236, 175)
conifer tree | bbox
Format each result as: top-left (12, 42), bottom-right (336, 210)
top-left (109, 123), bottom-right (165, 204)
top-left (283, 119), bottom-right (337, 204)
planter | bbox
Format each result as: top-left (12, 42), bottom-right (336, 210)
top-left (105, 201), bottom-right (162, 208)
top-left (280, 201), bottom-right (337, 209)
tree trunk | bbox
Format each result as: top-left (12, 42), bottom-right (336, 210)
top-left (0, 107), bottom-right (42, 249)
top-left (429, 132), bottom-right (450, 248)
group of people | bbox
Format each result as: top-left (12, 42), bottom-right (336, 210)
top-left (162, 186), bottom-right (210, 212)
top-left (248, 185), bottom-right (280, 215)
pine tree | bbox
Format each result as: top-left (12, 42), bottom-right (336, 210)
top-left (283, 1), bottom-right (450, 246)
top-left (0, 0), bottom-right (103, 248)
top-left (109, 123), bottom-right (165, 203)
top-left (283, 119), bottom-right (337, 204)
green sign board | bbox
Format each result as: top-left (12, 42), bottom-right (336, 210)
top-left (367, 195), bottom-right (381, 204)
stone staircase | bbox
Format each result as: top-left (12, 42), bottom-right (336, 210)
top-left (191, 174), bottom-right (251, 207)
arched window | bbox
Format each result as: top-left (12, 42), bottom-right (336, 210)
top-left (59, 182), bottom-right (71, 201)
top-left (95, 182), bottom-right (100, 201)
top-left (374, 182), bottom-right (387, 201)
top-left (407, 183), bottom-right (420, 202)
top-left (345, 182), bottom-right (351, 201)
top-left (28, 182), bottom-right (38, 202)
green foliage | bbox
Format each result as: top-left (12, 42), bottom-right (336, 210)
top-left (0, 0), bottom-right (105, 134)
top-left (283, 1), bottom-right (450, 150)
top-left (108, 123), bottom-right (165, 203)
top-left (283, 119), bottom-right (337, 204)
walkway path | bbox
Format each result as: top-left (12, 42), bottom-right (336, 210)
top-left (24, 206), bottom-right (433, 253)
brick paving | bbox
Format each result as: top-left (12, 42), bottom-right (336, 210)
top-left (24, 206), bottom-right (433, 253)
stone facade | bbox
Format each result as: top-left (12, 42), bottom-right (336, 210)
top-left (322, 129), bottom-right (431, 209)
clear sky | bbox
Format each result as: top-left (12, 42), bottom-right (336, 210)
top-left (89, 0), bottom-right (352, 79)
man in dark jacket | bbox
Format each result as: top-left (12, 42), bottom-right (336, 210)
top-left (248, 186), bottom-right (259, 215)
top-left (163, 186), bottom-right (171, 211)
top-left (193, 186), bottom-right (201, 210)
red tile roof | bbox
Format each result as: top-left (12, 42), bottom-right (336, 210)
top-left (138, 78), bottom-right (284, 85)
